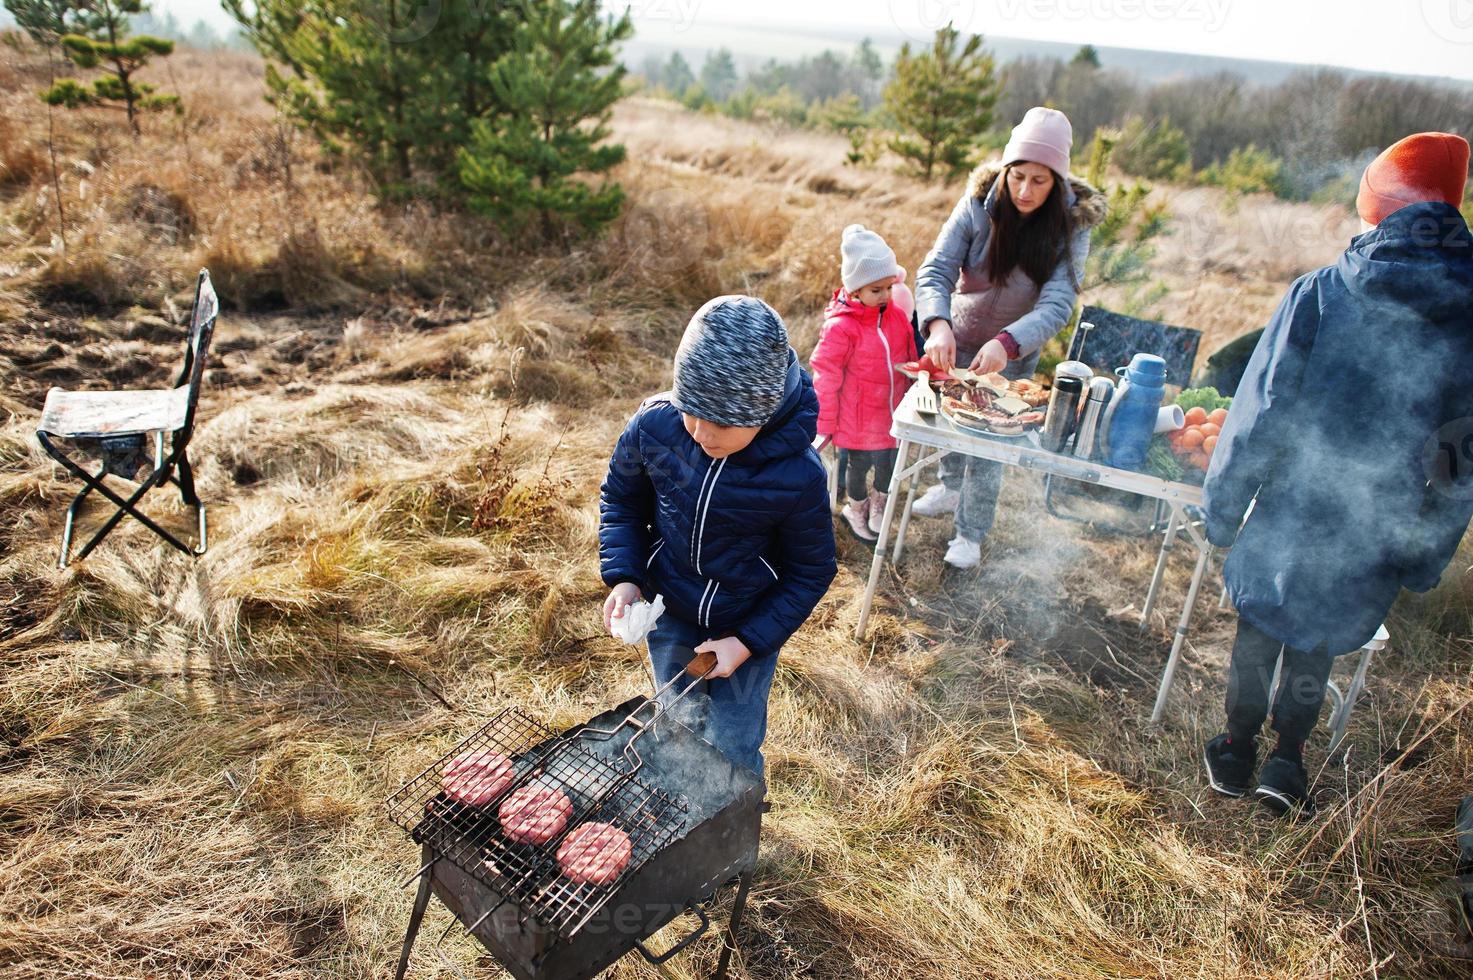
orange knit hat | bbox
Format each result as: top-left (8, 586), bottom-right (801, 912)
top-left (1357, 132), bottom-right (1469, 226)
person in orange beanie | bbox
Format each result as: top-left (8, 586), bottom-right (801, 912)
top-left (1357, 131), bottom-right (1469, 228)
top-left (1202, 132), bottom-right (1473, 818)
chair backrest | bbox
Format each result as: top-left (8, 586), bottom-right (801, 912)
top-left (175, 268), bottom-right (219, 441)
top-left (1072, 306), bottom-right (1201, 388)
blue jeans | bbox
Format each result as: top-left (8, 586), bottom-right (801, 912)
top-left (646, 614), bottom-right (779, 784)
top-left (939, 451), bottom-right (1003, 542)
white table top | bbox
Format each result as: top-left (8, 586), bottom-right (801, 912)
top-left (891, 381), bottom-right (1206, 509)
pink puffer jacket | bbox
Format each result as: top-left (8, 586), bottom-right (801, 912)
top-left (810, 289), bottom-right (917, 451)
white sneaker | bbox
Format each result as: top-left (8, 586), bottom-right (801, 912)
top-left (912, 483), bottom-right (959, 517)
top-left (943, 535), bottom-right (982, 569)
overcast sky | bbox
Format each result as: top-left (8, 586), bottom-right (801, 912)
top-left (156, 0), bottom-right (1473, 82)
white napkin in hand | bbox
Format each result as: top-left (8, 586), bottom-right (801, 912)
top-left (610, 594), bottom-right (665, 645)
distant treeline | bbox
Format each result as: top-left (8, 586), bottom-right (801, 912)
top-left (636, 41), bottom-right (1473, 209)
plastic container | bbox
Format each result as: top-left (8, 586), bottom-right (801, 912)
top-left (1101, 353), bottom-right (1167, 471)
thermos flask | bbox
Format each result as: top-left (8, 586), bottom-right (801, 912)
top-left (1041, 374), bottom-right (1085, 453)
top-left (1102, 353), bottom-right (1168, 471)
top-left (1074, 377), bottom-right (1116, 460)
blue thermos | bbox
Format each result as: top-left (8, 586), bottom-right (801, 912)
top-left (1101, 353), bottom-right (1167, 471)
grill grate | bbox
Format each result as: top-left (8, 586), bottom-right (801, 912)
top-left (386, 707), bottom-right (692, 939)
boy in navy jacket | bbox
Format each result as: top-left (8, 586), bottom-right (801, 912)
top-left (599, 296), bottom-right (838, 781)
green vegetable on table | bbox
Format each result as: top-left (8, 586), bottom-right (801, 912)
top-left (1146, 435), bottom-right (1184, 482)
top-left (1174, 386), bottom-right (1233, 414)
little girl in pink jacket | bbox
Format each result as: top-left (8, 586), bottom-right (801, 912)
top-left (810, 224), bottom-right (917, 542)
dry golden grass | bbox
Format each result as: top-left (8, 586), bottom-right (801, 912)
top-left (2, 36), bottom-right (1472, 980)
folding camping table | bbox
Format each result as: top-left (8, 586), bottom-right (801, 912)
top-left (855, 381), bottom-right (1214, 723)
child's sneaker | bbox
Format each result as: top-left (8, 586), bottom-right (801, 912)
top-left (943, 535), bottom-right (981, 569)
top-left (1203, 733), bottom-right (1256, 797)
top-left (912, 483), bottom-right (959, 517)
top-left (866, 489), bottom-right (888, 535)
top-left (1255, 756), bottom-right (1315, 818)
top-left (841, 497), bottom-right (877, 543)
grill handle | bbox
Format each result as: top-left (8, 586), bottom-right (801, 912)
top-left (684, 650), bottom-right (718, 677)
top-left (634, 901), bottom-right (710, 966)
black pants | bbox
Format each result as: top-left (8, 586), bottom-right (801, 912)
top-left (845, 448), bottom-right (897, 501)
top-left (1225, 617), bottom-right (1332, 744)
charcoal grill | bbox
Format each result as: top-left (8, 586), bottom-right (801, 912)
top-left (387, 653), bottom-right (763, 980)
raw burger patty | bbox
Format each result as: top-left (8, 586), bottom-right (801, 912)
top-left (499, 784), bottom-right (573, 845)
top-left (441, 748), bottom-right (515, 807)
top-left (557, 822), bottom-right (633, 886)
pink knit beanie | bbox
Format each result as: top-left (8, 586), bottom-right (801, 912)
top-left (1002, 107), bottom-right (1073, 180)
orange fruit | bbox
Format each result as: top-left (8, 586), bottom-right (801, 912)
top-left (1200, 422), bottom-right (1221, 438)
top-left (1191, 451), bottom-right (1211, 470)
top-left (1184, 406), bottom-right (1209, 426)
top-left (1203, 435), bottom-right (1219, 454)
top-left (1180, 427), bottom-right (1205, 449)
top-left (1208, 407), bottom-right (1229, 426)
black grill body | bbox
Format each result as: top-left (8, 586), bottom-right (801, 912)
top-left (392, 697), bottom-right (762, 980)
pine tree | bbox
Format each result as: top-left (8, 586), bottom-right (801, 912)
top-left (225, 0), bottom-right (515, 194)
top-left (4, 0), bottom-right (79, 46)
top-left (1071, 44), bottom-right (1101, 69)
top-left (883, 25), bottom-right (997, 181)
top-left (700, 47), bottom-right (738, 103)
top-left (851, 37), bottom-right (884, 108)
top-left (662, 51), bottom-right (694, 98)
top-left (1080, 128), bottom-right (1169, 312)
top-left (458, 0), bottom-right (632, 240)
top-left (37, 0), bottom-right (177, 134)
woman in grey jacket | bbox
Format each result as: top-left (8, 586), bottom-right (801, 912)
top-left (911, 107), bottom-right (1107, 568)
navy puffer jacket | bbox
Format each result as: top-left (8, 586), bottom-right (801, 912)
top-left (1204, 202), bottom-right (1473, 655)
top-left (599, 350), bottom-right (837, 657)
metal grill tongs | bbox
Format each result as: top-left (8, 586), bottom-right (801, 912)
top-left (573, 649), bottom-right (719, 771)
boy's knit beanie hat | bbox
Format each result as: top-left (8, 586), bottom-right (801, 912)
top-left (1002, 106), bottom-right (1073, 180)
top-left (672, 296), bottom-right (792, 428)
top-left (841, 224), bottom-right (902, 293)
top-left (1357, 132), bottom-right (1469, 226)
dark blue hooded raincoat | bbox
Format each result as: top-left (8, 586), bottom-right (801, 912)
top-left (1204, 202), bottom-right (1473, 655)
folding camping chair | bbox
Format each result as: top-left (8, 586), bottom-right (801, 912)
top-left (1267, 624), bottom-right (1387, 755)
top-left (1043, 306), bottom-right (1203, 534)
top-left (36, 269), bottom-right (219, 568)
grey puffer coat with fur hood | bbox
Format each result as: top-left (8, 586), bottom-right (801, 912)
top-left (915, 162), bottom-right (1108, 362)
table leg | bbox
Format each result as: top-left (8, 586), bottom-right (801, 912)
top-left (856, 438), bottom-right (910, 641)
top-left (1149, 530), bottom-right (1211, 724)
top-left (1141, 506), bottom-right (1181, 631)
top-left (892, 446), bottom-right (923, 566)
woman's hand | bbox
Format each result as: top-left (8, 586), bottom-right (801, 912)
top-left (970, 338), bottom-right (1009, 376)
top-left (603, 582), bottom-right (643, 634)
top-left (923, 319), bottom-right (957, 374)
top-left (693, 636), bottom-right (752, 679)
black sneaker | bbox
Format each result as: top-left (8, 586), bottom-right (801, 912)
top-left (1255, 756), bottom-right (1315, 818)
top-left (1204, 734), bottom-right (1255, 797)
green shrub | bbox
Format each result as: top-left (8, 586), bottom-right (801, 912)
top-left (1197, 145), bottom-right (1287, 198)
top-left (1114, 116), bottom-right (1192, 182)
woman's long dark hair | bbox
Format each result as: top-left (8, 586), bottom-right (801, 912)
top-left (985, 166), bottom-right (1072, 288)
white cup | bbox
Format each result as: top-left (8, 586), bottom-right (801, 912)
top-left (1155, 404), bottom-right (1186, 434)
